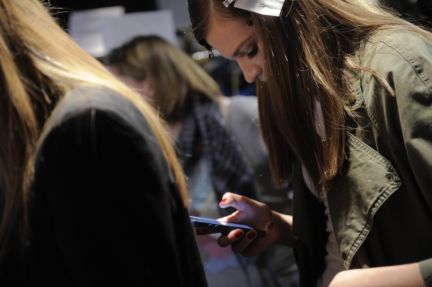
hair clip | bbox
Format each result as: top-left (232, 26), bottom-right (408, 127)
top-left (225, 0), bottom-right (287, 17)
top-left (223, 0), bottom-right (235, 7)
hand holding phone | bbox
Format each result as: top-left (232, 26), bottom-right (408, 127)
top-left (190, 215), bottom-right (266, 238)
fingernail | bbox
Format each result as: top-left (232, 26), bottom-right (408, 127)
top-left (220, 198), bottom-right (227, 204)
top-left (234, 230), bottom-right (243, 238)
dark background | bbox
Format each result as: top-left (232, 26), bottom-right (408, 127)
top-left (49, 0), bottom-right (431, 29)
top-left (49, 0), bottom-right (157, 12)
top-left (48, 0), bottom-right (158, 28)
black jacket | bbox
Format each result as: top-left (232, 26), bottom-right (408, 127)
top-left (9, 87), bottom-right (207, 286)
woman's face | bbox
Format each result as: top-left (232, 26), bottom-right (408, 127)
top-left (206, 13), bottom-right (266, 83)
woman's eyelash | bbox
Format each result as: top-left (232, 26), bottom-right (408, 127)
top-left (247, 44), bottom-right (258, 58)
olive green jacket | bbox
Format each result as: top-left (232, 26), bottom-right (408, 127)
top-left (292, 30), bottom-right (432, 286)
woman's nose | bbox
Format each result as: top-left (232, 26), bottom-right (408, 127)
top-left (237, 60), bottom-right (261, 83)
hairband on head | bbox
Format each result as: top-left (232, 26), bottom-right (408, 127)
top-left (222, 0), bottom-right (287, 17)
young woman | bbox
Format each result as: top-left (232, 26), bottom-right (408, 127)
top-left (0, 0), bottom-right (207, 286)
top-left (188, 0), bottom-right (432, 286)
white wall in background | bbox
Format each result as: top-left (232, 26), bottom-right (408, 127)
top-left (157, 0), bottom-right (190, 28)
top-left (69, 6), bottom-right (125, 57)
top-left (69, 3), bottom-right (183, 57)
top-left (101, 10), bottom-right (178, 53)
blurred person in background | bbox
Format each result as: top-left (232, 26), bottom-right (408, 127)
top-left (0, 0), bottom-right (207, 286)
top-left (105, 35), bottom-right (299, 287)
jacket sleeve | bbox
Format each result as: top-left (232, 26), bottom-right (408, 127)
top-left (361, 32), bottom-right (432, 206)
top-left (420, 258), bottom-right (432, 287)
top-left (33, 107), bottom-right (185, 286)
top-left (360, 32), bottom-right (432, 283)
top-left (390, 38), bottom-right (432, 202)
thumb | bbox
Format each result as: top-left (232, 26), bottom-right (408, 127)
top-left (218, 192), bottom-right (257, 223)
top-left (219, 192), bottom-right (250, 210)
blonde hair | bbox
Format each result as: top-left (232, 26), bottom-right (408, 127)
top-left (0, 0), bottom-right (188, 258)
top-left (189, 0), bottom-right (432, 192)
top-left (105, 35), bottom-right (222, 122)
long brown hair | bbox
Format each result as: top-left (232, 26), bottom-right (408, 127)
top-left (188, 0), bottom-right (432, 191)
top-left (0, 0), bottom-right (189, 259)
top-left (105, 35), bottom-right (222, 123)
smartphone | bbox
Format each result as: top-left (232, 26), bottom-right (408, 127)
top-left (190, 215), bottom-right (266, 238)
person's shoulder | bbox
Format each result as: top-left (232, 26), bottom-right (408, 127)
top-left (361, 28), bottom-right (432, 71)
top-left (366, 28), bottom-right (431, 50)
top-left (228, 95), bottom-right (258, 116)
top-left (354, 28), bottom-right (432, 130)
top-left (230, 95), bottom-right (257, 105)
top-left (42, 85), bottom-right (161, 155)
top-left (52, 86), bottom-right (137, 124)
top-left (40, 85), bottom-right (166, 167)
top-left (47, 85), bottom-right (155, 139)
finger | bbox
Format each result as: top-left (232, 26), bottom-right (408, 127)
top-left (217, 229), bottom-right (244, 247)
top-left (219, 192), bottom-right (253, 211)
top-left (231, 230), bottom-right (257, 254)
top-left (217, 210), bottom-right (244, 223)
top-left (219, 193), bottom-right (260, 223)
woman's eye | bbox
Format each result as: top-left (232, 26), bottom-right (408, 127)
top-left (247, 44), bottom-right (258, 58)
